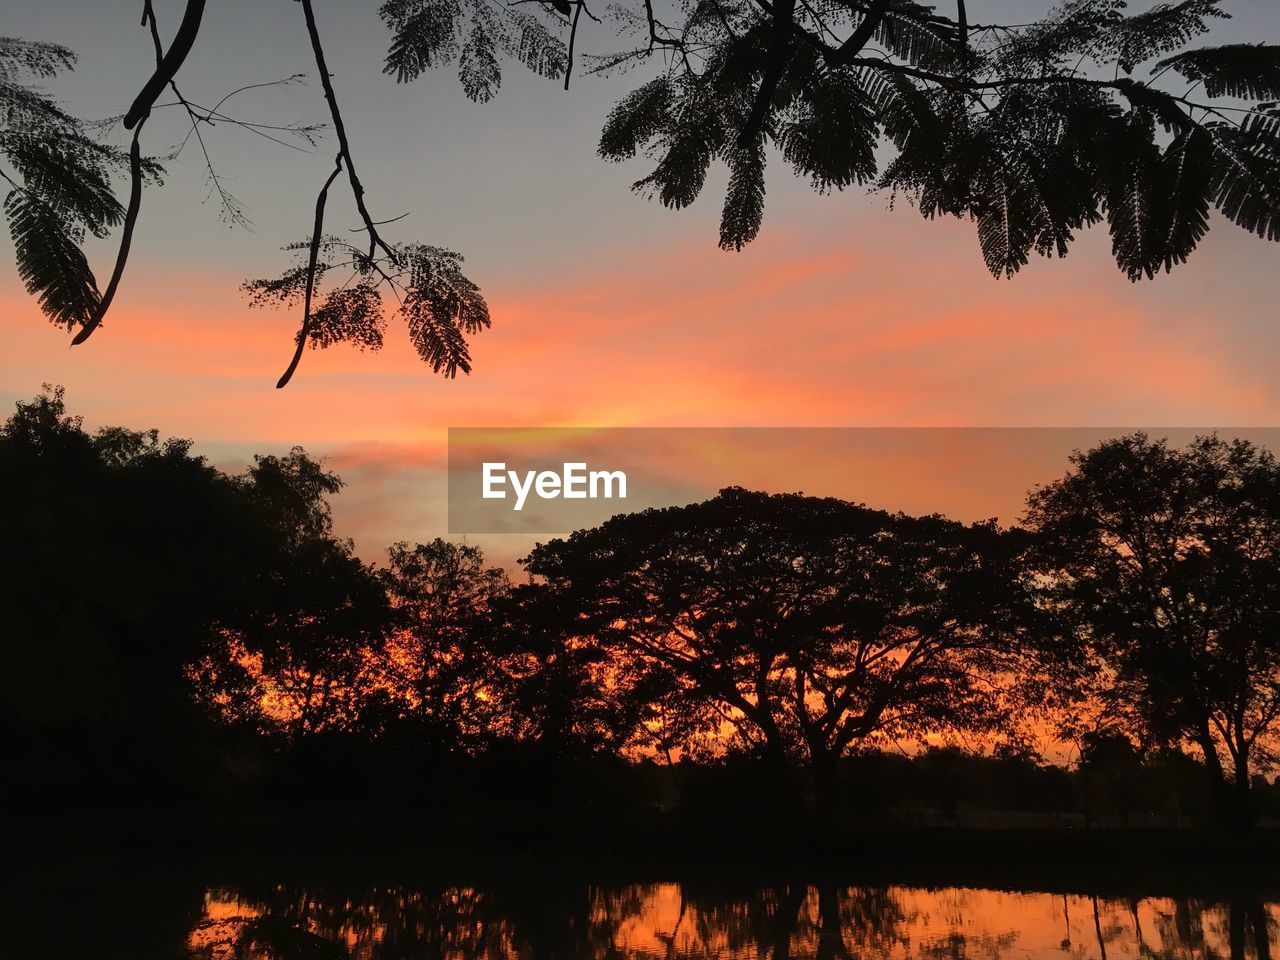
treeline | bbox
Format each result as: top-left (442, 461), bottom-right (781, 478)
top-left (4, 388), bottom-right (1280, 834)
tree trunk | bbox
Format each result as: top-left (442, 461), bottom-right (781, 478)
top-left (1252, 901), bottom-right (1273, 960)
top-left (811, 752), bottom-right (840, 824)
top-left (1195, 724), bottom-right (1241, 831)
top-left (1230, 748), bottom-right (1255, 832)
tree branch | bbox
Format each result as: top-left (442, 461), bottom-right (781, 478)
top-left (277, 153), bottom-right (344, 389)
top-left (298, 0), bottom-right (397, 264)
top-left (123, 0), bottom-right (207, 129)
top-left (71, 0), bottom-right (197, 346)
top-left (831, 0), bottom-right (892, 64)
top-left (738, 0), bottom-right (797, 147)
top-left (564, 0), bottom-right (587, 89)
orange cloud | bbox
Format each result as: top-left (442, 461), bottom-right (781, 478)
top-left (3, 205), bottom-right (1277, 561)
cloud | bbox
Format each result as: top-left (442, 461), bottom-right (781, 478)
top-left (3, 203), bottom-right (1277, 561)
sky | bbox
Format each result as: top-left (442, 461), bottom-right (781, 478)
top-left (3, 0), bottom-right (1280, 568)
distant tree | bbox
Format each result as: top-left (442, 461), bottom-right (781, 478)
top-left (191, 449), bottom-right (394, 741)
top-left (1026, 433), bottom-right (1280, 830)
top-left (8, 2), bottom-right (1280, 382)
top-left (523, 487), bottom-right (1039, 814)
top-left (1077, 729), bottom-right (1145, 826)
top-left (376, 538), bottom-right (511, 746)
top-left (490, 580), bottom-right (658, 760)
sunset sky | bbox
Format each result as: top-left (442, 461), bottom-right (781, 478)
top-left (4, 0), bottom-right (1279, 567)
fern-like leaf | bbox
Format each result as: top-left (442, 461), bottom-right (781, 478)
top-left (4, 135), bottom-right (125, 237)
top-left (1105, 0), bottom-right (1225, 72)
top-left (380, 0), bottom-right (463, 82)
top-left (633, 118), bottom-right (717, 210)
top-left (777, 65), bottom-right (877, 192)
top-left (719, 139), bottom-right (766, 251)
top-left (309, 282), bottom-right (386, 350)
top-left (1105, 110), bottom-right (1164, 280)
top-left (1156, 43), bottom-right (1280, 101)
top-left (504, 10), bottom-right (567, 80)
top-left (1157, 125), bottom-right (1214, 271)
top-left (1203, 115), bottom-right (1280, 241)
top-left (4, 189), bottom-right (101, 330)
top-left (873, 2), bottom-right (961, 71)
top-left (459, 17), bottom-right (501, 103)
top-left (398, 244), bottom-right (489, 377)
top-left (0, 37), bottom-right (77, 80)
top-left (972, 152), bottom-right (1042, 279)
top-left (599, 75), bottom-right (674, 161)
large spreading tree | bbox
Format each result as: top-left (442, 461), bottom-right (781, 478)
top-left (3, 1), bottom-right (1279, 384)
top-left (522, 487), bottom-right (1039, 813)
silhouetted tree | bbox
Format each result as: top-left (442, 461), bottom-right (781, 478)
top-left (492, 581), bottom-right (656, 760)
top-left (376, 538), bottom-right (511, 746)
top-left (1078, 729), bottom-right (1145, 827)
top-left (191, 450), bottom-right (394, 741)
top-left (523, 487), bottom-right (1039, 815)
top-left (586, 0), bottom-right (1280, 267)
top-left (1027, 433), bottom-right (1280, 830)
top-left (0, 39), bottom-right (160, 332)
top-left (0, 386), bottom-right (263, 801)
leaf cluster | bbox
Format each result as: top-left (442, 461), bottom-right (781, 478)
top-left (243, 235), bottom-right (490, 377)
top-left (1, 38), bottom-right (160, 331)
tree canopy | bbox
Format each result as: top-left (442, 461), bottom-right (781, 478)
top-left (1027, 432), bottom-right (1280, 828)
top-left (522, 487), bottom-right (1042, 811)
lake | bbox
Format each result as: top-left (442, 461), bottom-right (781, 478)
top-left (13, 873), bottom-right (1276, 960)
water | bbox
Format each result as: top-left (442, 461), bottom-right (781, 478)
top-left (27, 878), bottom-right (1271, 960)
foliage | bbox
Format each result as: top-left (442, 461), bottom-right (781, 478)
top-left (1027, 433), bottom-right (1280, 827)
top-left (380, 0), bottom-right (568, 97)
top-left (0, 37), bottom-right (160, 331)
top-left (568, 0), bottom-right (1280, 273)
top-left (0, 386), bottom-right (261, 800)
top-left (243, 237), bottom-right (490, 377)
top-left (377, 539), bottom-right (512, 744)
top-left (8, 389), bottom-right (1280, 829)
top-left (522, 487), bottom-right (1041, 808)
top-left (7, 1), bottom-right (1280, 378)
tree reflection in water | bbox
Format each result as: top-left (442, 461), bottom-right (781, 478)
top-left (174, 884), bottom-right (1279, 960)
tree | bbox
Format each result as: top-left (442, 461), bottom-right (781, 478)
top-left (590, 0), bottom-right (1280, 267)
top-left (0, 39), bottom-right (160, 332)
top-left (522, 486), bottom-right (1038, 815)
top-left (0, 386), bottom-right (266, 799)
top-left (377, 538), bottom-right (511, 747)
top-left (191, 449), bottom-right (395, 741)
top-left (4, 2), bottom-right (493, 388)
top-left (8, 2), bottom-right (1280, 384)
top-left (489, 580), bottom-right (658, 760)
top-left (1026, 433), bottom-right (1280, 830)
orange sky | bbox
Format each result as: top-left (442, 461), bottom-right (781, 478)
top-left (4, 188), bottom-right (1279, 567)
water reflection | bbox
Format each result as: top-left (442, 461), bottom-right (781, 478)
top-left (176, 883), bottom-right (1279, 960)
